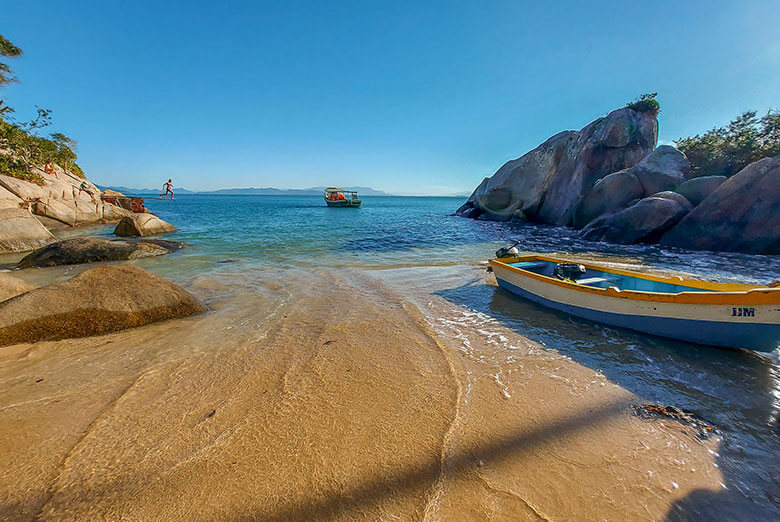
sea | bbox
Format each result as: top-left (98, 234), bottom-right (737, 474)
top-left (5, 194), bottom-right (780, 517)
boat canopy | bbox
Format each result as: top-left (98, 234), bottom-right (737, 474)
top-left (324, 187), bottom-right (359, 195)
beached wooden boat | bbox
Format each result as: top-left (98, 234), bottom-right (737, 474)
top-left (324, 188), bottom-right (362, 208)
top-left (490, 253), bottom-right (780, 352)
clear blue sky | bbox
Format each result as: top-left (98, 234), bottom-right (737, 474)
top-left (4, 1), bottom-right (779, 195)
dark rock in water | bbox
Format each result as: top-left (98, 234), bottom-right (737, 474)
top-left (572, 170), bottom-right (644, 229)
top-left (660, 156), bottom-right (780, 254)
top-left (114, 213), bottom-right (177, 237)
top-left (647, 191), bottom-right (693, 211)
top-left (579, 197), bottom-right (689, 245)
top-left (676, 176), bottom-right (727, 206)
top-left (118, 238), bottom-right (187, 251)
top-left (16, 237), bottom-right (171, 269)
top-left (457, 107), bottom-right (657, 225)
top-left (0, 265), bottom-right (204, 346)
top-left (510, 209), bottom-right (526, 222)
top-left (632, 145), bottom-right (690, 195)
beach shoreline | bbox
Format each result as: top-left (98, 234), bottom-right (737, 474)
top-left (0, 263), bottom-right (730, 520)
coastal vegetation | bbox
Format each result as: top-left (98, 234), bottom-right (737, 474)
top-left (676, 109), bottom-right (780, 178)
top-left (625, 92), bottom-right (660, 116)
top-left (0, 33), bottom-right (84, 184)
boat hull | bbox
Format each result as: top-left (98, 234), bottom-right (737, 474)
top-left (325, 199), bottom-right (362, 208)
top-left (492, 261), bottom-right (780, 352)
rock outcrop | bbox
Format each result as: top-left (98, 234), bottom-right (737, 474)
top-left (660, 156), bottom-right (780, 254)
top-left (0, 265), bottom-right (204, 346)
top-left (114, 213), bottom-right (177, 237)
top-left (0, 273), bottom-right (36, 303)
top-left (0, 162), bottom-right (133, 253)
top-left (572, 146), bottom-right (689, 228)
top-left (456, 107), bottom-right (657, 224)
top-left (675, 176), bottom-right (726, 206)
top-left (572, 170), bottom-right (644, 229)
top-left (0, 208), bottom-right (56, 254)
top-left (0, 185), bottom-right (22, 210)
top-left (579, 196), bottom-right (689, 245)
top-left (16, 237), bottom-right (173, 268)
top-left (631, 145), bottom-right (690, 195)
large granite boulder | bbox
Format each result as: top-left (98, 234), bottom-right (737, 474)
top-left (572, 146), bottom-right (690, 229)
top-left (0, 273), bottom-right (36, 303)
top-left (572, 170), bottom-right (644, 229)
top-left (114, 213), bottom-right (177, 237)
top-left (676, 176), bottom-right (727, 206)
top-left (647, 191), bottom-right (693, 211)
top-left (660, 156), bottom-right (780, 254)
top-left (457, 107), bottom-right (657, 225)
top-left (0, 170), bottom-right (127, 227)
top-left (0, 208), bottom-right (56, 254)
top-left (16, 237), bottom-right (172, 268)
top-left (0, 185), bottom-right (23, 210)
top-left (632, 145), bottom-right (690, 195)
top-left (0, 265), bottom-right (204, 346)
top-left (579, 196), bottom-right (689, 245)
top-left (32, 198), bottom-right (78, 226)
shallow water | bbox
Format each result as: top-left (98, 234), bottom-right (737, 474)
top-left (2, 194), bottom-right (779, 518)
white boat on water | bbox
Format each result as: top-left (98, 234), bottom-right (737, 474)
top-left (490, 253), bottom-right (780, 352)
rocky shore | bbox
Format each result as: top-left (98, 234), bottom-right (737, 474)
top-left (0, 159), bottom-right (190, 344)
top-left (456, 106), bottom-right (779, 255)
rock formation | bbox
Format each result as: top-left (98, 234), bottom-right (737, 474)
top-left (0, 208), bottom-right (56, 254)
top-left (0, 265), bottom-right (204, 346)
top-left (114, 213), bottom-right (178, 237)
top-left (456, 102), bottom-right (779, 255)
top-left (16, 237), bottom-right (176, 268)
top-left (456, 107), bottom-right (657, 225)
top-left (0, 273), bottom-right (36, 303)
top-left (579, 196), bottom-right (689, 245)
top-left (660, 156), bottom-right (780, 254)
top-left (571, 146), bottom-right (689, 228)
top-left (0, 162), bottom-right (132, 254)
top-left (675, 176), bottom-right (726, 206)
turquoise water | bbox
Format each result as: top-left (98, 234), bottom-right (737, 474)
top-left (144, 194), bottom-right (779, 284)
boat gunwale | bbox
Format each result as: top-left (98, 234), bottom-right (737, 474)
top-left (490, 255), bottom-right (780, 305)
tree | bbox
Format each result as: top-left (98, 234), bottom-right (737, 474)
top-left (676, 109), bottom-right (780, 178)
top-left (626, 93), bottom-right (660, 116)
top-left (0, 33), bottom-right (22, 88)
top-left (0, 34), bottom-right (86, 181)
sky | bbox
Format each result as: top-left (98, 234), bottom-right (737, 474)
top-left (3, 1), bottom-right (779, 195)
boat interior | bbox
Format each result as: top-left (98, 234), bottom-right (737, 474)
top-left (507, 258), bottom-right (718, 294)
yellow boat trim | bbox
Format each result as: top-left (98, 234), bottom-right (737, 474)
top-left (490, 255), bottom-right (780, 306)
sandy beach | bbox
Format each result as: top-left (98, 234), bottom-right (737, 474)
top-left (0, 264), bottom-right (727, 520)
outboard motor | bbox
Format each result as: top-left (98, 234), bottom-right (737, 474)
top-left (495, 241), bottom-right (521, 258)
top-left (552, 263), bottom-right (586, 282)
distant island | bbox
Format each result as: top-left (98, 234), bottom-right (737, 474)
top-left (98, 185), bottom-right (395, 196)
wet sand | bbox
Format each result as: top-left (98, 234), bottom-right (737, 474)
top-left (0, 266), bottom-right (725, 520)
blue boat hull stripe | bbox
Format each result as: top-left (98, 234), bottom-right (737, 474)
top-left (496, 279), bottom-right (780, 352)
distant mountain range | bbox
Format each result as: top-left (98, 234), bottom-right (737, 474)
top-left (98, 185), bottom-right (393, 196)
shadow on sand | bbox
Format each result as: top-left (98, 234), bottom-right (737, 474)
top-left (433, 278), bottom-right (780, 520)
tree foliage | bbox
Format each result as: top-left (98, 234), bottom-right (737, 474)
top-left (675, 110), bottom-right (780, 178)
top-left (0, 33), bottom-right (85, 182)
top-left (0, 33), bottom-right (23, 87)
top-left (626, 93), bottom-right (660, 116)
